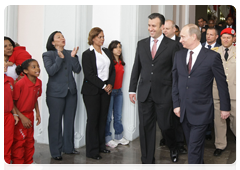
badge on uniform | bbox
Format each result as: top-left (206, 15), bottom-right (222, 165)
top-left (9, 83), bottom-right (13, 91)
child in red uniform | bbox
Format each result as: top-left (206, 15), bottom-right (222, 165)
top-left (4, 61), bottom-right (19, 164)
top-left (11, 59), bottom-right (42, 164)
top-left (7, 45), bottom-right (32, 66)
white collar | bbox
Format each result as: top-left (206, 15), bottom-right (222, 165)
top-left (188, 43), bottom-right (202, 55)
top-left (90, 45), bottom-right (95, 51)
top-left (171, 35), bottom-right (176, 40)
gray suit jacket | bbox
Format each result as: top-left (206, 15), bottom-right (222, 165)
top-left (43, 49), bottom-right (81, 97)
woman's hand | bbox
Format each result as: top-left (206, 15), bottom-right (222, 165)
top-left (104, 84), bottom-right (113, 95)
top-left (71, 46), bottom-right (79, 57)
top-left (55, 45), bottom-right (65, 58)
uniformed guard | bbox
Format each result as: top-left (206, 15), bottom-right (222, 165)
top-left (212, 28), bottom-right (236, 156)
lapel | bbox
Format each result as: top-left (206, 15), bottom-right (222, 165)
top-left (89, 49), bottom-right (98, 75)
top-left (154, 37), bottom-right (168, 60)
top-left (143, 37), bottom-right (152, 60)
top-left (190, 47), bottom-right (207, 75)
top-left (181, 49), bottom-right (188, 74)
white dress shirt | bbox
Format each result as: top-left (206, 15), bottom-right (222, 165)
top-left (90, 45), bottom-right (110, 88)
top-left (204, 42), bottom-right (216, 49)
top-left (186, 43), bottom-right (202, 69)
top-left (150, 34), bottom-right (164, 52)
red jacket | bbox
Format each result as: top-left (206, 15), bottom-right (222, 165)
top-left (8, 46), bottom-right (32, 66)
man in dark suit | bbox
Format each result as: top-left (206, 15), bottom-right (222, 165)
top-left (172, 24), bottom-right (231, 164)
top-left (225, 16), bottom-right (236, 31)
top-left (201, 19), bottom-right (223, 45)
top-left (162, 19), bottom-right (186, 154)
top-left (163, 20), bottom-right (184, 50)
top-left (129, 13), bottom-right (179, 164)
top-left (202, 28), bottom-right (221, 49)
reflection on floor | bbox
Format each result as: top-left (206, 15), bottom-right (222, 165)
top-left (33, 124), bottom-right (236, 164)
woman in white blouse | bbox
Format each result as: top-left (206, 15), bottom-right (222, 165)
top-left (81, 27), bottom-right (115, 160)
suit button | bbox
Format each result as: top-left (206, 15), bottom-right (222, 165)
top-left (186, 87), bottom-right (188, 89)
top-left (152, 64), bottom-right (154, 66)
top-left (188, 76), bottom-right (190, 78)
top-left (151, 72), bottom-right (153, 74)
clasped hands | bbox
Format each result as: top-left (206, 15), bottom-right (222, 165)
top-left (104, 84), bottom-right (113, 95)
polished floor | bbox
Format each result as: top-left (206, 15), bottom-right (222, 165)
top-left (33, 123), bottom-right (236, 164)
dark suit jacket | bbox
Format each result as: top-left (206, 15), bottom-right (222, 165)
top-left (81, 47), bottom-right (115, 95)
top-left (129, 36), bottom-right (179, 104)
top-left (175, 36), bottom-right (184, 49)
top-left (43, 49), bottom-right (81, 97)
top-left (172, 46), bottom-right (230, 125)
top-left (201, 42), bottom-right (220, 48)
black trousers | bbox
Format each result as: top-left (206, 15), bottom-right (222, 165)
top-left (138, 90), bottom-right (177, 164)
top-left (182, 114), bottom-right (208, 164)
top-left (83, 89), bottom-right (111, 157)
top-left (47, 90), bottom-right (77, 157)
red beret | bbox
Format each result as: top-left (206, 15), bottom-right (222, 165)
top-left (220, 28), bottom-right (235, 36)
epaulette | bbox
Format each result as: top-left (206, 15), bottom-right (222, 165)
top-left (211, 47), bottom-right (219, 52)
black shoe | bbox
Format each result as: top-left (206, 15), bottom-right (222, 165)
top-left (159, 138), bottom-right (166, 146)
top-left (205, 134), bottom-right (212, 140)
top-left (87, 155), bottom-right (102, 160)
top-left (53, 156), bottom-right (62, 160)
top-left (170, 149), bottom-right (178, 162)
top-left (64, 149), bottom-right (80, 154)
top-left (177, 146), bottom-right (187, 154)
top-left (100, 149), bottom-right (111, 153)
top-left (214, 149), bottom-right (224, 156)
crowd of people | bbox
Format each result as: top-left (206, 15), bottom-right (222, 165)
top-left (4, 12), bottom-right (236, 164)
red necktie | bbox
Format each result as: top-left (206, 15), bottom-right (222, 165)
top-left (188, 51), bottom-right (194, 74)
top-left (151, 39), bottom-right (158, 59)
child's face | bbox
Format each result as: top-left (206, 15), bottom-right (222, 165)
top-left (24, 61), bottom-right (40, 77)
top-left (4, 40), bottom-right (14, 57)
top-left (4, 61), bottom-right (8, 72)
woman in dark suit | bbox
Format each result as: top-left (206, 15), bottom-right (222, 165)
top-left (81, 27), bottom-right (115, 160)
top-left (42, 31), bottom-right (81, 160)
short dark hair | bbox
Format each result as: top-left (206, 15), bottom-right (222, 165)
top-left (15, 59), bottom-right (37, 75)
top-left (148, 13), bottom-right (165, 26)
top-left (46, 31), bottom-right (62, 51)
top-left (175, 25), bottom-right (180, 31)
top-left (206, 27), bottom-right (218, 35)
top-left (108, 40), bottom-right (125, 66)
top-left (4, 36), bottom-right (16, 48)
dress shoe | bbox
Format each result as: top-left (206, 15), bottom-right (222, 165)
top-left (177, 146), bottom-right (187, 154)
top-left (65, 150), bottom-right (80, 154)
top-left (159, 138), bottom-right (166, 146)
top-left (87, 155), bottom-right (102, 160)
top-left (170, 149), bottom-right (178, 162)
top-left (100, 149), bottom-right (111, 153)
top-left (214, 149), bottom-right (224, 156)
top-left (205, 134), bottom-right (212, 140)
top-left (53, 156), bottom-right (62, 160)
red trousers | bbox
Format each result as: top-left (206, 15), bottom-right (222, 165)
top-left (4, 113), bottom-right (15, 164)
top-left (11, 112), bottom-right (34, 164)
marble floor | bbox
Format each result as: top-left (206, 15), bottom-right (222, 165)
top-left (32, 123), bottom-right (236, 164)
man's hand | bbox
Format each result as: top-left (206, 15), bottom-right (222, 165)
top-left (129, 94), bottom-right (136, 104)
top-left (174, 107), bottom-right (181, 117)
top-left (221, 111), bottom-right (230, 120)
